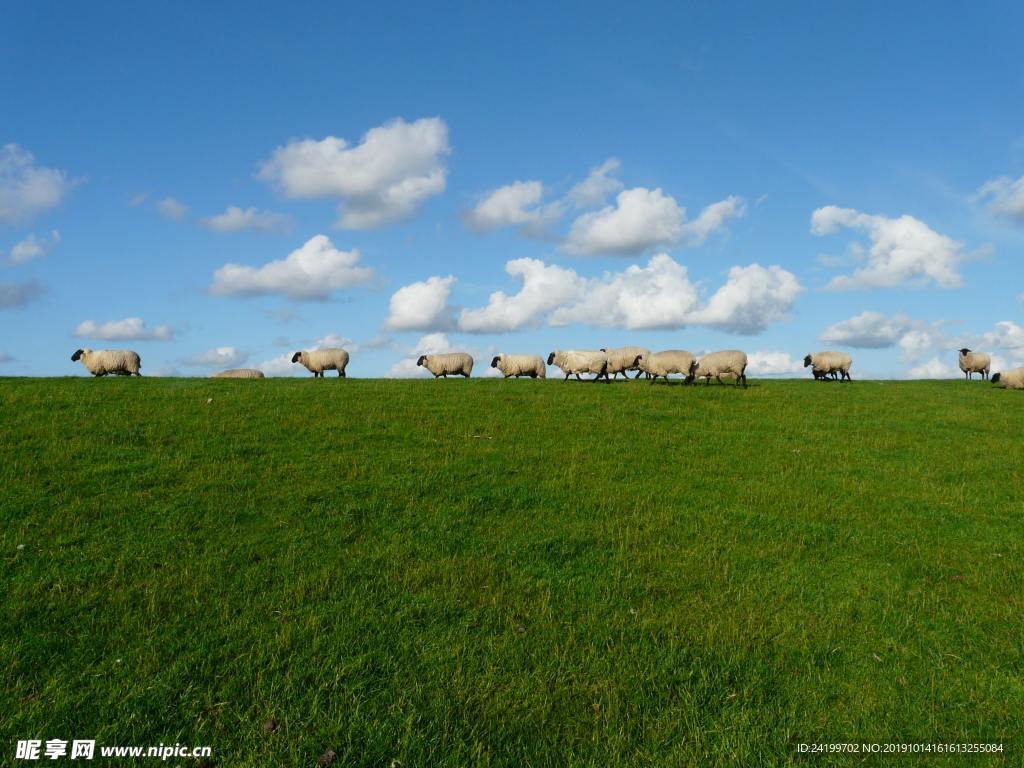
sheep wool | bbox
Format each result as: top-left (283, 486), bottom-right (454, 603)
top-left (70, 348), bottom-right (142, 377)
top-left (636, 350), bottom-right (697, 382)
top-left (958, 348), bottom-right (991, 380)
top-left (694, 350), bottom-right (748, 387)
top-left (291, 348), bottom-right (350, 378)
top-left (417, 352), bottom-right (474, 378)
top-left (213, 369), bottom-right (265, 379)
top-left (991, 367), bottom-right (1024, 390)
top-left (600, 346), bottom-right (650, 379)
top-left (546, 350), bottom-right (608, 381)
top-left (803, 351), bottom-right (853, 381)
top-left (490, 354), bottom-right (546, 379)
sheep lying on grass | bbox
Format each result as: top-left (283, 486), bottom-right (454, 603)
top-left (71, 348), bottom-right (141, 377)
top-left (291, 349), bottom-right (349, 378)
top-left (417, 353), bottom-right (474, 378)
top-left (490, 354), bottom-right (546, 379)
top-left (213, 369), bottom-right (265, 379)
top-left (991, 367), bottom-right (1024, 390)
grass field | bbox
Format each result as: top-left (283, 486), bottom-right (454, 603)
top-left (2, 377), bottom-right (1022, 766)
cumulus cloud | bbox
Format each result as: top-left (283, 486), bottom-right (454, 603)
top-left (682, 196), bottom-right (747, 245)
top-left (257, 117), bottom-right (449, 229)
top-left (746, 351), bottom-right (805, 375)
top-left (975, 175), bottom-right (1024, 223)
top-left (811, 206), bottom-right (965, 289)
top-left (257, 353), bottom-right (301, 377)
top-left (907, 358), bottom-right (958, 379)
top-left (210, 234), bottom-right (374, 300)
top-left (820, 311), bottom-right (946, 362)
top-left (461, 181), bottom-right (562, 237)
top-left (202, 206), bottom-right (292, 233)
top-left (567, 157), bottom-right (624, 208)
top-left (384, 275), bottom-right (456, 331)
top-left (74, 317), bottom-right (175, 341)
top-left (5, 230), bottom-right (59, 264)
top-left (0, 279), bottom-right (44, 309)
top-left (564, 187), bottom-right (685, 255)
top-left (976, 320), bottom-right (1024, 351)
top-left (183, 346), bottom-right (247, 368)
top-left (397, 255), bottom-right (800, 335)
top-left (157, 197), bottom-right (188, 221)
top-left (0, 144), bottom-right (76, 224)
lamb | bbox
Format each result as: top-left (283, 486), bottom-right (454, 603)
top-left (70, 348), bottom-right (141, 377)
top-left (600, 346), bottom-right (650, 379)
top-left (546, 350), bottom-right (609, 382)
top-left (635, 350), bottom-right (697, 383)
top-left (291, 348), bottom-right (350, 378)
top-left (991, 367), bottom-right (1024, 390)
top-left (213, 368), bottom-right (265, 379)
top-left (693, 350), bottom-right (748, 387)
top-left (490, 354), bottom-right (546, 379)
top-left (417, 352), bottom-right (474, 378)
top-left (803, 351), bottom-right (853, 381)
top-left (958, 348), bottom-right (991, 380)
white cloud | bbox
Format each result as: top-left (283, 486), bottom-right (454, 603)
top-left (459, 258), bottom-right (584, 332)
top-left (681, 196), bottom-right (746, 245)
top-left (209, 234), bottom-right (374, 300)
top-left (0, 144), bottom-right (76, 224)
top-left (183, 346), bottom-right (247, 368)
top-left (313, 333), bottom-right (357, 351)
top-left (811, 206), bottom-right (965, 289)
top-left (258, 353), bottom-right (302, 377)
top-left (977, 320), bottom-right (1024, 351)
top-left (686, 264), bottom-right (803, 334)
top-left (747, 351), bottom-right (805, 375)
top-left (567, 157), bottom-right (623, 208)
top-left (384, 275), bottom-right (456, 331)
top-left (157, 197), bottom-right (188, 221)
top-left (74, 317), bottom-right (175, 341)
top-left (820, 311), bottom-right (946, 362)
top-left (564, 187), bottom-right (685, 255)
top-left (6, 230), bottom-right (59, 264)
top-left (202, 206), bottom-right (292, 233)
top-left (907, 358), bottom-right (958, 379)
top-left (257, 117), bottom-right (450, 229)
top-left (975, 175), bottom-right (1024, 223)
top-left (0, 279), bottom-right (44, 309)
top-left (462, 181), bottom-right (543, 232)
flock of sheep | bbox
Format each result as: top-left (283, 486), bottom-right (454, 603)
top-left (68, 345), bottom-right (1020, 387)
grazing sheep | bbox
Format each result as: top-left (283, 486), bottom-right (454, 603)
top-left (991, 367), bottom-right (1024, 390)
top-left (635, 350), bottom-right (697, 383)
top-left (291, 348), bottom-right (349, 378)
top-left (546, 349), bottom-right (608, 382)
top-left (490, 354), bottom-right (546, 379)
top-left (213, 368), bottom-right (265, 379)
top-left (417, 352), bottom-right (474, 378)
top-left (803, 351), bottom-right (853, 382)
top-left (694, 350), bottom-right (748, 388)
top-left (70, 348), bottom-right (141, 377)
top-left (958, 348), bottom-right (991, 380)
top-left (600, 346), bottom-right (650, 379)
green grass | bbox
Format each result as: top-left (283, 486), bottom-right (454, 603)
top-left (1, 377), bottom-right (1022, 767)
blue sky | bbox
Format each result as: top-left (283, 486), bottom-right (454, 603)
top-left (2, 1), bottom-right (1023, 378)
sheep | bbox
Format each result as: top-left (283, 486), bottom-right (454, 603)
top-left (490, 354), bottom-right (546, 379)
top-left (417, 352), bottom-right (474, 378)
top-left (213, 369), bottom-right (265, 379)
top-left (694, 350), bottom-right (748, 388)
top-left (991, 367), bottom-right (1024, 390)
top-left (958, 348), bottom-right (991, 380)
top-left (546, 349), bottom-right (609, 382)
top-left (635, 350), bottom-right (697, 383)
top-left (291, 348), bottom-right (349, 378)
top-left (70, 348), bottom-right (141, 377)
top-left (803, 351), bottom-right (853, 382)
top-left (600, 346), bottom-right (650, 379)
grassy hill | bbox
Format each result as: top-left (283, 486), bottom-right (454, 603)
top-left (1, 377), bottom-right (1021, 766)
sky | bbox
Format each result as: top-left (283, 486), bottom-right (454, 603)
top-left (2, 1), bottom-right (1023, 378)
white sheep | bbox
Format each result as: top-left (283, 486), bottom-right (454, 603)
top-left (213, 369), bottom-right (265, 379)
top-left (291, 348), bottom-right (350, 378)
top-left (417, 352), bottom-right (474, 378)
top-left (635, 350), bottom-right (697, 383)
top-left (546, 350), bottom-right (608, 382)
top-left (958, 348), bottom-right (991, 380)
top-left (490, 354), bottom-right (546, 379)
top-left (71, 348), bottom-right (142, 377)
top-left (694, 350), bottom-right (748, 387)
top-left (991, 367), bottom-right (1024, 390)
top-left (803, 351), bottom-right (853, 381)
top-left (600, 346), bottom-right (650, 379)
